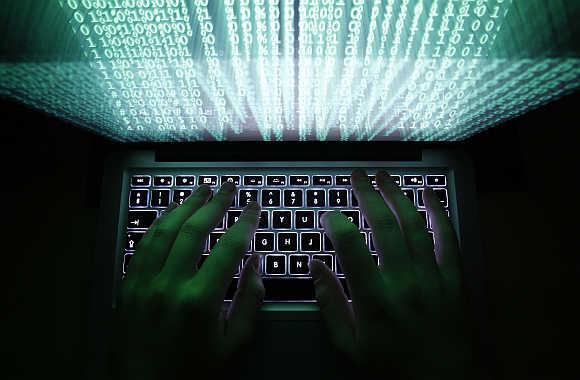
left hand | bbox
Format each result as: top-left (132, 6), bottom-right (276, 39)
top-left (115, 182), bottom-right (264, 380)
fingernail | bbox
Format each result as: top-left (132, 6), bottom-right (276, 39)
top-left (309, 259), bottom-right (322, 279)
top-left (376, 170), bottom-right (393, 184)
top-left (250, 254), bottom-right (261, 273)
top-left (245, 201), bottom-right (261, 212)
top-left (221, 181), bottom-right (236, 193)
top-left (351, 168), bottom-right (367, 180)
top-left (198, 185), bottom-right (211, 194)
top-left (319, 211), bottom-right (329, 227)
top-left (423, 187), bottom-right (434, 203)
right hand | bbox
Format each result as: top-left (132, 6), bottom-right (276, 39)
top-left (311, 169), bottom-right (475, 378)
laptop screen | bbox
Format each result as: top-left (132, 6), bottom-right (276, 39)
top-left (0, 0), bottom-right (578, 142)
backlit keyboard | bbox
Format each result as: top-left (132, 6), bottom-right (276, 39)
top-left (122, 170), bottom-right (451, 301)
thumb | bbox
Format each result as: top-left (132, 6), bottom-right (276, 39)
top-left (225, 254), bottom-right (265, 352)
top-left (310, 259), bottom-right (356, 356)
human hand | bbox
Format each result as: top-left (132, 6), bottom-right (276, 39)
top-left (115, 182), bottom-right (264, 379)
top-left (311, 169), bottom-right (475, 378)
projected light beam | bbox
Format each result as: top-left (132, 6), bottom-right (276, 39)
top-left (0, 0), bottom-right (578, 142)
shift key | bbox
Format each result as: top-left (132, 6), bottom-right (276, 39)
top-left (127, 210), bottom-right (158, 229)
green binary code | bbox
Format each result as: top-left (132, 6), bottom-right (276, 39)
top-left (0, 0), bottom-right (578, 142)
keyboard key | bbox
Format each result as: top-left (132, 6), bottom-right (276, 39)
top-left (300, 232), bottom-right (321, 252)
top-left (306, 189), bottom-right (326, 207)
top-left (369, 232), bottom-right (376, 251)
top-left (433, 188), bottom-right (448, 207)
top-left (341, 210), bottom-right (360, 228)
top-left (265, 255), bottom-right (286, 275)
top-left (220, 175), bottom-right (241, 185)
top-left (226, 210), bottom-right (242, 228)
top-left (426, 175), bottom-right (446, 186)
top-left (153, 175), bottom-right (173, 186)
top-left (283, 189), bottom-right (303, 207)
top-left (359, 231), bottom-right (367, 245)
top-left (295, 210), bottom-right (315, 229)
top-left (323, 234), bottom-right (334, 252)
top-left (336, 259), bottom-right (344, 275)
top-left (272, 211), bottom-right (291, 229)
top-left (416, 188), bottom-right (425, 208)
top-left (127, 210), bottom-right (157, 229)
top-left (126, 232), bottom-right (145, 250)
top-left (263, 278), bottom-right (315, 301)
top-left (131, 175), bottom-right (151, 187)
top-left (391, 175), bottom-right (402, 186)
top-left (313, 175), bottom-right (332, 186)
top-left (329, 189), bottom-right (348, 207)
top-left (199, 175), bottom-right (218, 186)
top-left (371, 254), bottom-right (379, 266)
top-left (278, 232), bottom-right (298, 251)
top-left (418, 210), bottom-right (428, 228)
top-left (241, 254), bottom-right (253, 268)
top-left (335, 175), bottom-right (351, 185)
top-left (261, 189), bottom-right (281, 207)
top-left (151, 189), bottom-right (171, 208)
top-left (266, 175), bottom-right (286, 186)
top-left (312, 254), bottom-right (333, 270)
top-left (258, 210), bottom-right (269, 229)
top-left (368, 175), bottom-right (377, 186)
top-left (243, 175), bottom-right (263, 186)
top-left (289, 255), bottom-right (310, 275)
top-left (289, 175), bottom-right (309, 186)
top-left (403, 175), bottom-right (424, 186)
top-left (239, 189), bottom-right (258, 206)
top-left (402, 188), bottom-right (415, 204)
top-left (123, 253), bottom-right (133, 274)
top-left (197, 253), bottom-right (209, 270)
top-left (215, 216), bottom-right (225, 230)
top-left (176, 175), bottom-right (195, 186)
top-left (173, 189), bottom-right (192, 205)
top-left (350, 190), bottom-right (358, 207)
top-left (255, 232), bottom-right (275, 252)
top-left (209, 232), bottom-right (225, 250)
top-left (363, 215), bottom-right (371, 229)
top-left (129, 189), bottom-right (149, 208)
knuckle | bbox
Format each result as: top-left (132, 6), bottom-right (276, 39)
top-left (179, 219), bottom-right (206, 238)
top-left (177, 285), bottom-right (208, 312)
top-left (237, 282), bottom-right (265, 305)
top-left (370, 212), bottom-right (399, 231)
top-left (216, 233), bottom-right (246, 252)
top-left (152, 224), bottom-right (173, 238)
top-left (333, 223), bottom-right (362, 246)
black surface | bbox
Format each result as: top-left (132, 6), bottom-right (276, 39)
top-left (1, 91), bottom-right (577, 379)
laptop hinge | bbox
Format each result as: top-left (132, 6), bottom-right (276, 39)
top-left (155, 142), bottom-right (442, 162)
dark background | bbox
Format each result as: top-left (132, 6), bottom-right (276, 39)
top-left (1, 93), bottom-right (577, 379)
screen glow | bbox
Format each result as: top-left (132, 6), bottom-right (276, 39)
top-left (0, 0), bottom-right (578, 142)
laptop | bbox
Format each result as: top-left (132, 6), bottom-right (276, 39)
top-left (0, 1), bottom-right (578, 379)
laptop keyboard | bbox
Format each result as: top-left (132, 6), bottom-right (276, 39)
top-left (123, 170), bottom-right (450, 302)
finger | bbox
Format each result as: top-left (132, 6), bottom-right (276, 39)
top-left (310, 259), bottom-right (356, 355)
top-left (376, 171), bottom-right (438, 277)
top-left (134, 201), bottom-right (179, 252)
top-left (350, 169), bottom-right (412, 274)
top-left (162, 181), bottom-right (237, 277)
top-left (196, 202), bottom-right (260, 303)
top-left (322, 211), bottom-right (383, 308)
top-left (423, 188), bottom-right (461, 290)
top-left (225, 253), bottom-right (265, 353)
top-left (134, 185), bottom-right (213, 276)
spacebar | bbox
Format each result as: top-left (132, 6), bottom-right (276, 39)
top-left (263, 278), bottom-right (315, 301)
